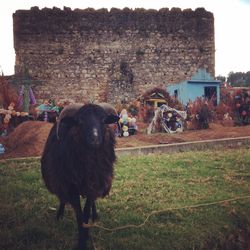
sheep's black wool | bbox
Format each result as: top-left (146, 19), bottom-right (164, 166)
top-left (41, 103), bottom-right (119, 249)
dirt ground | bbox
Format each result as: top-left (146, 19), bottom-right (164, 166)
top-left (1, 120), bottom-right (250, 159)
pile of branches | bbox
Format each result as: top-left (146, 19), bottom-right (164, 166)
top-left (186, 98), bottom-right (213, 130)
top-left (216, 85), bottom-right (250, 126)
top-left (232, 88), bottom-right (250, 126)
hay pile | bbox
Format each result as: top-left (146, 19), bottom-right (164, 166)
top-left (0, 121), bottom-right (52, 159)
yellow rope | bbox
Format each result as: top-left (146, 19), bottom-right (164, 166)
top-left (88, 195), bottom-right (250, 232)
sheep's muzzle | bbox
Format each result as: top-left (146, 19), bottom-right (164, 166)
top-left (88, 127), bottom-right (102, 148)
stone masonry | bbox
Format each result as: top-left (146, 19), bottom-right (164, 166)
top-left (13, 7), bottom-right (215, 104)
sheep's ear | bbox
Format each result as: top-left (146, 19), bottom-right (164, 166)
top-left (57, 116), bottom-right (77, 139)
top-left (104, 114), bottom-right (120, 124)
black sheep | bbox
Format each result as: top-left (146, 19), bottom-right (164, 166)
top-left (41, 103), bottom-right (119, 249)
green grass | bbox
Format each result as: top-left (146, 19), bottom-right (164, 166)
top-left (1, 148), bottom-right (250, 250)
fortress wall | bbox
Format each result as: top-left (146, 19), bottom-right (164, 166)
top-left (13, 7), bottom-right (215, 104)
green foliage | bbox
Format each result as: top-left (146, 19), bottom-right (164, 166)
top-left (216, 75), bottom-right (226, 82)
top-left (227, 71), bottom-right (250, 87)
top-left (1, 148), bottom-right (250, 249)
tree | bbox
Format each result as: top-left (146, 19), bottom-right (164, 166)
top-left (245, 71), bottom-right (250, 85)
top-left (227, 71), bottom-right (250, 87)
top-left (216, 75), bottom-right (226, 82)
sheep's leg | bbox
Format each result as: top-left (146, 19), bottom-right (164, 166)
top-left (91, 202), bottom-right (98, 222)
top-left (56, 201), bottom-right (65, 220)
top-left (82, 198), bottom-right (92, 225)
top-left (82, 198), bottom-right (93, 239)
top-left (69, 194), bottom-right (87, 250)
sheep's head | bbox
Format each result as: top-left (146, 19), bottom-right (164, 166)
top-left (57, 104), bottom-right (119, 148)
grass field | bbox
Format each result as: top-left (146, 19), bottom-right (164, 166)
top-left (0, 147), bottom-right (250, 250)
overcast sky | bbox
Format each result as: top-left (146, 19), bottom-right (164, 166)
top-left (0, 0), bottom-right (250, 77)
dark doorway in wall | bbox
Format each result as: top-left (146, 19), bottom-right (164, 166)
top-left (174, 89), bottom-right (178, 98)
top-left (204, 86), bottom-right (217, 105)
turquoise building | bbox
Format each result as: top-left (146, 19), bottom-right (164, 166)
top-left (166, 69), bottom-right (221, 106)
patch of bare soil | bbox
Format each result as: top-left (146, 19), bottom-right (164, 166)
top-left (1, 121), bottom-right (250, 159)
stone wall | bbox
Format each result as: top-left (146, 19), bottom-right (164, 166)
top-left (13, 7), bottom-right (215, 104)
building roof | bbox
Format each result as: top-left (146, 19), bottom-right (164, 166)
top-left (188, 68), bottom-right (220, 84)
